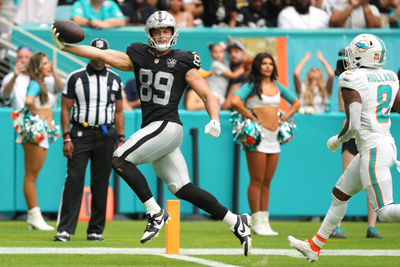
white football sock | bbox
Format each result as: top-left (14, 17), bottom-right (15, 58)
top-left (143, 197), bottom-right (161, 216)
top-left (223, 210), bottom-right (237, 227)
top-left (313, 194), bottom-right (348, 248)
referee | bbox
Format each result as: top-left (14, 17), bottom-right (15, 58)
top-left (54, 38), bottom-right (125, 242)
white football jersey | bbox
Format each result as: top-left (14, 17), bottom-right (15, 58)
top-left (338, 68), bottom-right (399, 151)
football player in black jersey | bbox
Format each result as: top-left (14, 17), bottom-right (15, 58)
top-left (50, 11), bottom-right (252, 255)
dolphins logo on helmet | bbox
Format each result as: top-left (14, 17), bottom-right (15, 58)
top-left (145, 11), bottom-right (179, 52)
top-left (344, 33), bottom-right (386, 70)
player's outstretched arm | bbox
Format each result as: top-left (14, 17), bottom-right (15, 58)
top-left (65, 45), bottom-right (133, 71)
top-left (186, 68), bottom-right (221, 137)
top-left (50, 26), bottom-right (133, 71)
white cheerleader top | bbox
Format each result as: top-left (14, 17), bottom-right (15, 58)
top-left (235, 81), bottom-right (297, 109)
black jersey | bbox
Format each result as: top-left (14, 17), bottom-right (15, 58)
top-left (126, 43), bottom-right (201, 127)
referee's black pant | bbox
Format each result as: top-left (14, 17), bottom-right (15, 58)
top-left (57, 124), bottom-right (116, 235)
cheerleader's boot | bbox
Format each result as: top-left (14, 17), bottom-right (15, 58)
top-left (261, 211), bottom-right (278, 236)
top-left (27, 207), bottom-right (54, 231)
top-left (251, 211), bottom-right (269, 235)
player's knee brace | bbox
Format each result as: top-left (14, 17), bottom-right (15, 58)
top-left (377, 204), bottom-right (400, 222)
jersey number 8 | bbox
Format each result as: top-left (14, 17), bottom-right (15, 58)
top-left (139, 69), bottom-right (174, 105)
top-left (376, 85), bottom-right (392, 123)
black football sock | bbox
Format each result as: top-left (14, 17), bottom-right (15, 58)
top-left (175, 183), bottom-right (228, 220)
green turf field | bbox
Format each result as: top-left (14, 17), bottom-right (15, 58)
top-left (1, 220), bottom-right (400, 266)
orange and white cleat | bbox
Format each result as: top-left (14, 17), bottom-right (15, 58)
top-left (288, 235), bottom-right (320, 262)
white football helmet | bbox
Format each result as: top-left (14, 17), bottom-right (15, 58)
top-left (145, 11), bottom-right (179, 52)
top-left (344, 33), bottom-right (386, 70)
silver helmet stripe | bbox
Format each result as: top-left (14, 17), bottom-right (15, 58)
top-left (145, 11), bottom-right (179, 52)
top-left (156, 11), bottom-right (163, 23)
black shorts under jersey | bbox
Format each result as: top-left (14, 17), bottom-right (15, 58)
top-left (342, 138), bottom-right (358, 156)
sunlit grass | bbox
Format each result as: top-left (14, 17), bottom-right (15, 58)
top-left (0, 220), bottom-right (399, 266)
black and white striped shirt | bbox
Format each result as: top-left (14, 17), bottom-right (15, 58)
top-left (63, 65), bottom-right (123, 126)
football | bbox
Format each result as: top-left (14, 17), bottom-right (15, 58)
top-left (52, 20), bottom-right (85, 44)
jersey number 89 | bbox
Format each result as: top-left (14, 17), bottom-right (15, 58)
top-left (139, 69), bottom-right (174, 105)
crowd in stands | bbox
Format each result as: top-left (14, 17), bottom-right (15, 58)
top-left (2, 0), bottom-right (400, 29)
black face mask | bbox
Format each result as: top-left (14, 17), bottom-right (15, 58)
top-left (294, 1), bottom-right (309, 14)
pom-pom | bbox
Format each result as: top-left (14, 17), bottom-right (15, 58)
top-left (278, 119), bottom-right (296, 145)
top-left (11, 108), bottom-right (60, 145)
top-left (230, 111), bottom-right (262, 150)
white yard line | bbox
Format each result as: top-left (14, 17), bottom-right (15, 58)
top-left (0, 247), bottom-right (399, 256)
top-left (162, 254), bottom-right (241, 267)
top-left (1, 247), bottom-right (399, 267)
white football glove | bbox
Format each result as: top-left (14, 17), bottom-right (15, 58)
top-left (50, 25), bottom-right (65, 50)
top-left (205, 120), bottom-right (221, 138)
top-left (327, 135), bottom-right (340, 152)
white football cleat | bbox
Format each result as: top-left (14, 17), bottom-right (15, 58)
top-left (231, 214), bottom-right (252, 256)
top-left (288, 235), bottom-right (319, 262)
top-left (140, 209), bottom-right (170, 243)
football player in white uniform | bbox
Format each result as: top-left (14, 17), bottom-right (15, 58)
top-left (288, 33), bottom-right (400, 262)
top-left (50, 11), bottom-right (252, 255)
